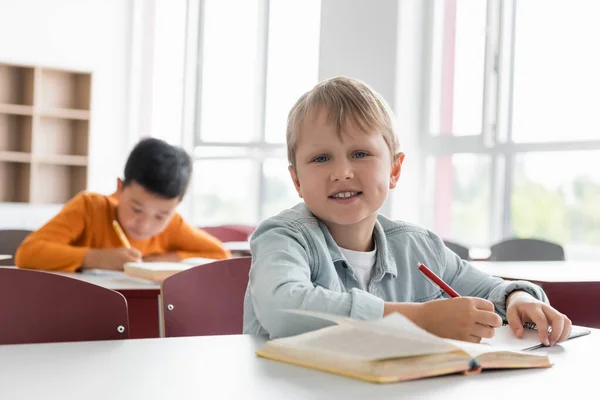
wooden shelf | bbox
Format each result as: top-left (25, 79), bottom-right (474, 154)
top-left (0, 65), bottom-right (34, 106)
top-left (0, 62), bottom-right (91, 205)
top-left (0, 151), bottom-right (32, 163)
top-left (38, 108), bottom-right (90, 120)
top-left (0, 104), bottom-right (34, 116)
top-left (40, 69), bottom-right (91, 110)
top-left (35, 155), bottom-right (88, 166)
top-left (29, 164), bottom-right (87, 204)
top-left (0, 114), bottom-right (32, 153)
top-left (36, 118), bottom-right (88, 157)
top-left (0, 162), bottom-right (30, 202)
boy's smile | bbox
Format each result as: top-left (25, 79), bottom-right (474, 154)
top-left (328, 189), bottom-right (362, 203)
top-left (289, 109), bottom-right (403, 250)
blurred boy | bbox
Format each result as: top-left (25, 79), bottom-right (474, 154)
top-left (244, 77), bottom-right (571, 346)
top-left (16, 138), bottom-right (229, 272)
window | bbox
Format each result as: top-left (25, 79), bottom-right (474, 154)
top-left (425, 154), bottom-right (492, 247)
top-left (199, 0), bottom-right (262, 144)
top-left (424, 0), bottom-right (600, 258)
top-left (150, 0), bottom-right (187, 143)
top-left (193, 159), bottom-right (259, 225)
top-left (511, 1), bottom-right (600, 143)
top-left (512, 151), bottom-right (600, 258)
top-left (429, 0), bottom-right (487, 136)
top-left (189, 0), bottom-right (321, 226)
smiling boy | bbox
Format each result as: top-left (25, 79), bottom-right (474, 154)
top-left (243, 77), bottom-right (571, 346)
top-left (16, 138), bottom-right (229, 272)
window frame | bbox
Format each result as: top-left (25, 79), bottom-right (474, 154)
top-left (181, 0), bottom-right (290, 225)
top-left (423, 0), bottom-right (600, 247)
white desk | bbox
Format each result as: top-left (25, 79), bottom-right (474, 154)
top-left (473, 260), bottom-right (600, 282)
top-left (0, 332), bottom-right (596, 399)
top-left (54, 270), bottom-right (160, 291)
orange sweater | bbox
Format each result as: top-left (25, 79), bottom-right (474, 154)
top-left (15, 192), bottom-right (230, 272)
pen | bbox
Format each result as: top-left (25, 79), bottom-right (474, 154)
top-left (112, 220), bottom-right (131, 249)
top-left (417, 263), bottom-right (461, 298)
top-left (418, 263), bottom-right (540, 333)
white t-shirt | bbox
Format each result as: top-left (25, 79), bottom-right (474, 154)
top-left (340, 245), bottom-right (377, 291)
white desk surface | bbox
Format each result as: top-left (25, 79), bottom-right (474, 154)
top-left (473, 260), bottom-right (600, 282)
top-left (222, 241), bottom-right (250, 252)
top-left (2, 266), bottom-right (160, 290)
top-left (53, 270), bottom-right (160, 291)
top-left (0, 331), bottom-right (597, 400)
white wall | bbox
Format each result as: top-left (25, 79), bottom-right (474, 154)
top-left (318, 0), bottom-right (424, 224)
top-left (0, 0), bottom-right (136, 228)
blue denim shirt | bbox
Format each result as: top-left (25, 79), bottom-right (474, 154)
top-left (243, 203), bottom-right (547, 338)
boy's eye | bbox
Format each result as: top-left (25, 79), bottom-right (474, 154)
top-left (312, 155), bottom-right (329, 163)
top-left (132, 208), bottom-right (143, 214)
top-left (353, 151), bottom-right (369, 159)
top-left (155, 216), bottom-right (165, 221)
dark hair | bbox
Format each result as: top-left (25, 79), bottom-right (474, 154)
top-left (123, 138), bottom-right (192, 199)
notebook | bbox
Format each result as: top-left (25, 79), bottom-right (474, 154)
top-left (483, 323), bottom-right (590, 351)
top-left (256, 310), bottom-right (555, 383)
top-left (123, 257), bottom-right (217, 282)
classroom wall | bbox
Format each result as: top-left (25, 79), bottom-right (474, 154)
top-left (0, 0), bottom-right (137, 228)
top-left (318, 0), bottom-right (424, 224)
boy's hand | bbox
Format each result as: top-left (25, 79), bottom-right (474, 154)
top-left (505, 291), bottom-right (572, 346)
top-left (82, 247), bottom-right (142, 271)
top-left (419, 297), bottom-right (503, 343)
top-left (142, 252), bottom-right (180, 262)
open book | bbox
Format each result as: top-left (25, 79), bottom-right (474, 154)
top-left (123, 257), bottom-right (217, 282)
top-left (256, 311), bottom-right (555, 383)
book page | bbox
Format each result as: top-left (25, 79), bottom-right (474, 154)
top-left (443, 338), bottom-right (515, 358)
top-left (124, 262), bottom-right (190, 271)
top-left (180, 257), bottom-right (217, 266)
top-left (276, 310), bottom-right (456, 361)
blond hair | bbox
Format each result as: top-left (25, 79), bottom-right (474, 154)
top-left (286, 76), bottom-right (399, 168)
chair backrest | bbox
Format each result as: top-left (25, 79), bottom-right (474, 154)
top-left (490, 238), bottom-right (565, 262)
top-left (161, 257), bottom-right (251, 337)
top-left (200, 226), bottom-right (252, 242)
top-left (443, 240), bottom-right (471, 260)
top-left (221, 224), bottom-right (256, 236)
top-left (0, 229), bottom-right (32, 266)
top-left (0, 268), bottom-right (130, 345)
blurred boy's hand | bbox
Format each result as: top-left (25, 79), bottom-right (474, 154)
top-left (386, 297), bottom-right (502, 343)
top-left (506, 291), bottom-right (572, 346)
top-left (82, 247), bottom-right (142, 270)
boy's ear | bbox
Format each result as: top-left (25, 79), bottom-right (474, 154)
top-left (116, 178), bottom-right (124, 196)
top-left (288, 166), bottom-right (303, 198)
top-left (389, 152), bottom-right (405, 189)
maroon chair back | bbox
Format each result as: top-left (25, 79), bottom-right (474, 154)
top-left (161, 257), bottom-right (251, 337)
top-left (200, 226), bottom-right (252, 242)
top-left (0, 268), bottom-right (130, 345)
top-left (221, 224), bottom-right (255, 237)
top-left (0, 229), bottom-right (32, 266)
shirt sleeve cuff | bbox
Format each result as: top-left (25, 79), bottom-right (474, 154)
top-left (493, 280), bottom-right (549, 317)
top-left (349, 289), bottom-right (385, 320)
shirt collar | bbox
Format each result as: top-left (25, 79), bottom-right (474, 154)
top-left (317, 217), bottom-right (397, 278)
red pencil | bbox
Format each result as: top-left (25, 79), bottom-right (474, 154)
top-left (418, 263), bottom-right (461, 298)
